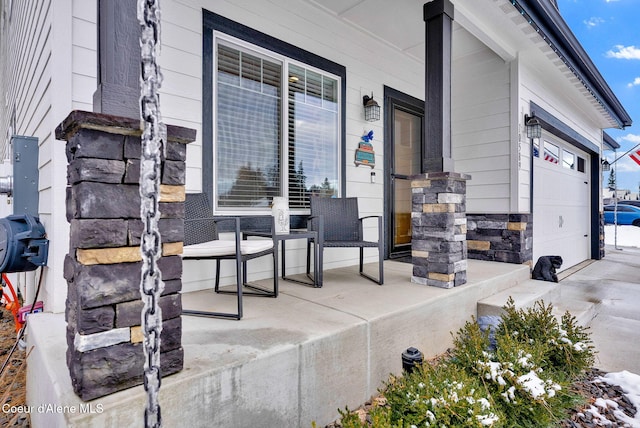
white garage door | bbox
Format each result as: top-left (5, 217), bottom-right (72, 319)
top-left (533, 134), bottom-right (590, 272)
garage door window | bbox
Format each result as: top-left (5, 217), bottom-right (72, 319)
top-left (562, 150), bottom-right (575, 170)
top-left (543, 141), bottom-right (559, 164)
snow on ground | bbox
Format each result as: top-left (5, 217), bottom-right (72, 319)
top-left (604, 225), bottom-right (640, 248)
top-left (600, 371), bottom-right (640, 427)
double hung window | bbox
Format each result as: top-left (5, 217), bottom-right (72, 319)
top-left (214, 37), bottom-right (340, 211)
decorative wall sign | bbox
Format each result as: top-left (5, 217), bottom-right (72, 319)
top-left (355, 130), bottom-right (376, 168)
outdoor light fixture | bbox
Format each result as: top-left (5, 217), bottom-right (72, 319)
top-left (363, 93), bottom-right (380, 122)
top-left (601, 158), bottom-right (611, 172)
top-left (525, 114), bottom-right (542, 139)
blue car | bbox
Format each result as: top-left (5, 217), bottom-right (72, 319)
top-left (604, 204), bottom-right (640, 226)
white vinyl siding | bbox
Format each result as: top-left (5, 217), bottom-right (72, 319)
top-left (0, 1), bottom-right (51, 155)
top-left (0, 0), bottom-right (78, 313)
top-left (452, 24), bottom-right (512, 213)
top-left (519, 57), bottom-right (604, 213)
top-left (71, 0), bottom-right (96, 112)
top-left (0, 0), bottom-right (56, 308)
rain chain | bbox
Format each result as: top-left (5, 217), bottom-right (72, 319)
top-left (138, 0), bottom-right (166, 426)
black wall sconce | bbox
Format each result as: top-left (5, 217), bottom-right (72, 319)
top-left (601, 158), bottom-right (611, 172)
top-left (363, 93), bottom-right (380, 122)
top-left (524, 114), bottom-right (542, 139)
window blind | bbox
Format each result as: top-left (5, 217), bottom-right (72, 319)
top-left (216, 44), bottom-right (282, 208)
top-left (287, 65), bottom-right (339, 209)
top-left (215, 42), bottom-right (340, 210)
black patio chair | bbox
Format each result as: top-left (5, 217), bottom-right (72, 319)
top-left (306, 197), bottom-right (383, 285)
top-left (181, 193), bottom-right (278, 320)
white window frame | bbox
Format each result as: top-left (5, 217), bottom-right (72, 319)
top-left (212, 32), bottom-right (342, 215)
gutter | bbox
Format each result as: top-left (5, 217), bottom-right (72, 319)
top-left (509, 0), bottom-right (632, 129)
top-left (603, 132), bottom-right (620, 151)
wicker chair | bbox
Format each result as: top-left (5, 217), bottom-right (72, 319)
top-left (181, 193), bottom-right (278, 320)
top-left (306, 197), bottom-right (383, 285)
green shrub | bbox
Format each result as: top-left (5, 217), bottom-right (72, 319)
top-left (326, 299), bottom-right (594, 428)
top-left (475, 335), bottom-right (565, 427)
top-left (330, 405), bottom-right (402, 428)
top-left (384, 362), bottom-right (501, 427)
top-left (497, 298), bottom-right (595, 379)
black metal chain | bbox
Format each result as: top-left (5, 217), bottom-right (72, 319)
top-left (138, 0), bottom-right (165, 426)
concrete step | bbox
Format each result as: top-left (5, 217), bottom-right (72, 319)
top-left (550, 299), bottom-right (598, 327)
top-left (477, 279), bottom-right (559, 318)
top-left (477, 278), bottom-right (598, 327)
top-left (548, 281), bottom-right (600, 327)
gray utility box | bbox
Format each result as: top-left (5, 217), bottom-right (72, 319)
top-left (11, 135), bottom-right (40, 216)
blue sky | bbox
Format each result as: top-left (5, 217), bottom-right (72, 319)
top-left (557, 0), bottom-right (640, 193)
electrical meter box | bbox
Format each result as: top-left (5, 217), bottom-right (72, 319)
top-left (11, 135), bottom-right (40, 216)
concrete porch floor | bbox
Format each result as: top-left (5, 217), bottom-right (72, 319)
top-left (27, 259), bottom-right (531, 428)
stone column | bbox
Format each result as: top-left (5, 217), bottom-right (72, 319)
top-left (56, 110), bottom-right (195, 401)
top-left (411, 172), bottom-right (470, 288)
top-left (598, 212), bottom-right (605, 259)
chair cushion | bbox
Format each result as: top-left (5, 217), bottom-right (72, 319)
top-left (183, 239), bottom-right (273, 258)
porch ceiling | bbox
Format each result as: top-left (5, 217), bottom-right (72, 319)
top-left (306, 0), bottom-right (428, 61)
top-left (305, 0), bottom-right (531, 63)
top-left (305, 0), bottom-right (627, 129)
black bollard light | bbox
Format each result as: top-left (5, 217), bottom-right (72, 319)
top-left (401, 347), bottom-right (423, 373)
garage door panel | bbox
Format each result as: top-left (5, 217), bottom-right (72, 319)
top-left (533, 136), bottom-right (590, 272)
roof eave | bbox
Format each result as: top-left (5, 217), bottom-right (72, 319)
top-left (513, 0), bottom-right (632, 129)
top-left (603, 132), bottom-right (620, 150)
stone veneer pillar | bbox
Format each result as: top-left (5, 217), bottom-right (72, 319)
top-left (466, 213), bottom-right (533, 265)
top-left (598, 213), bottom-right (606, 259)
top-left (55, 110), bottom-right (195, 401)
top-left (410, 172), bottom-right (470, 288)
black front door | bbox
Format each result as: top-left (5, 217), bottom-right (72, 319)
top-left (384, 87), bottom-right (424, 259)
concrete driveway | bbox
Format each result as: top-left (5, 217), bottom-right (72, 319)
top-left (559, 244), bottom-right (640, 374)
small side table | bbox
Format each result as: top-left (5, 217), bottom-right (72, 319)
top-left (243, 229), bottom-right (321, 287)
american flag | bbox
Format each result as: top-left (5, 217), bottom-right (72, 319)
top-left (630, 149), bottom-right (640, 167)
top-left (544, 148), bottom-right (558, 164)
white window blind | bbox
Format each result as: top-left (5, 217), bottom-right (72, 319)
top-left (287, 65), bottom-right (339, 209)
top-left (215, 41), bottom-right (340, 210)
top-left (216, 44), bottom-right (282, 208)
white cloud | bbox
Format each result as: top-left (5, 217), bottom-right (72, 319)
top-left (628, 77), bottom-right (640, 88)
top-left (606, 45), bottom-right (640, 59)
top-left (620, 134), bottom-right (640, 144)
top-left (584, 17), bottom-right (605, 28)
top-left (611, 157), bottom-right (639, 174)
top-left (605, 0), bottom-right (620, 2)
